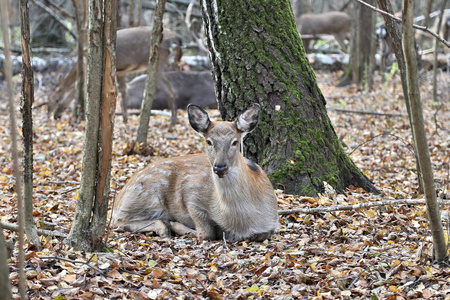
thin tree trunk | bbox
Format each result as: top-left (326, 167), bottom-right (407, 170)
top-left (72, 0), bottom-right (87, 119)
top-left (402, 0), bottom-right (446, 261)
top-left (352, 0), bottom-right (376, 90)
top-left (417, 0), bottom-right (434, 46)
top-left (433, 0), bottom-right (447, 103)
top-left (129, 0), bottom-right (135, 27)
top-left (376, 0), bottom-right (424, 193)
top-left (136, 0), bottom-right (166, 144)
top-left (0, 226), bottom-right (12, 300)
top-left (136, 0), bottom-right (141, 26)
top-left (20, 0), bottom-right (40, 247)
top-left (65, 0), bottom-right (117, 252)
top-left (92, 0), bottom-right (117, 250)
top-left (0, 0), bottom-right (27, 297)
top-left (201, 0), bottom-right (378, 195)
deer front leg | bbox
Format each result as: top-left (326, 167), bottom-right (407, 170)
top-left (334, 32), bottom-right (348, 53)
top-left (186, 207), bottom-right (217, 240)
top-left (169, 221), bottom-right (196, 236)
top-left (117, 74), bottom-right (128, 123)
top-left (119, 220), bottom-right (169, 237)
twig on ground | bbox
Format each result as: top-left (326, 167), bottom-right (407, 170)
top-left (278, 198), bottom-right (449, 215)
top-left (39, 256), bottom-right (110, 277)
top-left (327, 107), bottom-right (407, 117)
top-left (348, 132), bottom-right (415, 157)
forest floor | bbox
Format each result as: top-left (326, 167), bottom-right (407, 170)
top-left (0, 68), bottom-right (450, 299)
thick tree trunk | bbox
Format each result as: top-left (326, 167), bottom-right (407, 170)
top-left (136, 0), bottom-right (166, 144)
top-left (65, 0), bottom-right (117, 252)
top-left (402, 0), bottom-right (446, 261)
top-left (20, 0), bottom-right (40, 247)
top-left (201, 0), bottom-right (378, 196)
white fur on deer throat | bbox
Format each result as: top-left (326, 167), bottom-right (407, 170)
top-left (210, 163), bottom-right (266, 236)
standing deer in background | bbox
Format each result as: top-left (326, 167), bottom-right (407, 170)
top-left (47, 27), bottom-right (182, 124)
top-left (111, 104), bottom-right (279, 241)
top-left (296, 11), bottom-right (351, 53)
top-left (116, 26), bottom-right (182, 124)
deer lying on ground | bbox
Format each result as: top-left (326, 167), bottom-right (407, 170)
top-left (48, 27), bottom-right (182, 124)
top-left (295, 11), bottom-right (351, 53)
top-left (126, 71), bottom-right (217, 110)
top-left (111, 104), bottom-right (279, 241)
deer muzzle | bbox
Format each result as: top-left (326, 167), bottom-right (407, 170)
top-left (213, 164), bottom-right (228, 178)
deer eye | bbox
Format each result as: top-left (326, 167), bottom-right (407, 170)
top-left (231, 140), bottom-right (238, 147)
top-left (206, 140), bottom-right (213, 146)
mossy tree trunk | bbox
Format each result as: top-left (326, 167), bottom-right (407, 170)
top-left (201, 0), bottom-right (378, 196)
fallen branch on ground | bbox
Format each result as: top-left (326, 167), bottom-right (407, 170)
top-left (0, 221), bottom-right (67, 238)
top-left (278, 198), bottom-right (449, 215)
top-left (40, 256), bottom-right (110, 277)
top-left (327, 107), bottom-right (407, 117)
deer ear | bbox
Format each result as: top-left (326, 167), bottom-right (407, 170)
top-left (188, 104), bottom-right (211, 134)
top-left (235, 104), bottom-right (260, 133)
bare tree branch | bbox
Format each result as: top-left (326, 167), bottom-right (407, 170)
top-left (31, 0), bottom-right (77, 39)
top-left (353, 0), bottom-right (450, 47)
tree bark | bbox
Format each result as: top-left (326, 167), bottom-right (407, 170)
top-left (433, 0), bottom-right (447, 103)
top-left (0, 227), bottom-right (12, 300)
top-left (72, 0), bottom-right (87, 119)
top-left (20, 0), bottom-right (40, 247)
top-left (417, 0), bottom-right (434, 46)
top-left (92, 0), bottom-right (117, 250)
top-left (352, 0), bottom-right (376, 90)
top-left (402, 0), bottom-right (446, 261)
top-left (129, 0), bottom-right (135, 27)
top-left (136, 0), bottom-right (166, 144)
top-left (201, 0), bottom-right (378, 196)
top-left (65, 0), bottom-right (117, 252)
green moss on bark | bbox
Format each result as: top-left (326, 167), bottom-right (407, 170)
top-left (205, 0), bottom-right (378, 195)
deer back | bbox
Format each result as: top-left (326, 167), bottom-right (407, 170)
top-left (298, 12), bottom-right (351, 35)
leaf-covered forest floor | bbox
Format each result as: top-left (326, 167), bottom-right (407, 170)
top-left (0, 69), bottom-right (450, 299)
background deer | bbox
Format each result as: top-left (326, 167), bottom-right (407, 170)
top-left (126, 71), bottom-right (217, 110)
top-left (111, 104), bottom-right (279, 241)
top-left (116, 26), bottom-right (182, 124)
top-left (47, 27), bottom-right (182, 123)
top-left (295, 11), bottom-right (351, 53)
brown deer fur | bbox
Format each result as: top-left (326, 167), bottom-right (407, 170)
top-left (111, 104), bottom-right (279, 241)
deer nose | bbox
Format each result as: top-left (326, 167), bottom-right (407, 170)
top-left (213, 165), bottom-right (228, 178)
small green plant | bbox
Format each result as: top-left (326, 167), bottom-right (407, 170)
top-left (384, 61), bottom-right (400, 82)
